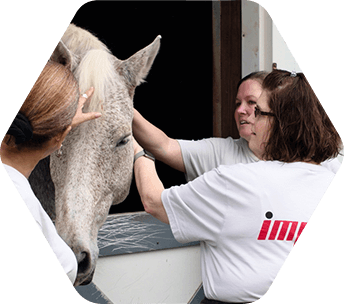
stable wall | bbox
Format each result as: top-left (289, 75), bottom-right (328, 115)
top-left (242, 0), bottom-right (300, 75)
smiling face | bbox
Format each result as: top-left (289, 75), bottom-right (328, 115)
top-left (235, 79), bottom-right (264, 142)
top-left (247, 90), bottom-right (273, 159)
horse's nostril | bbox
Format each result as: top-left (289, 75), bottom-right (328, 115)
top-left (78, 251), bottom-right (91, 275)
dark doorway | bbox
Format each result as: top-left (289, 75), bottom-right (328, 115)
top-left (71, 1), bottom-right (213, 213)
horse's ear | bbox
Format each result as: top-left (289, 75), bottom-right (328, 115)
top-left (50, 40), bottom-right (79, 72)
top-left (118, 35), bottom-right (161, 91)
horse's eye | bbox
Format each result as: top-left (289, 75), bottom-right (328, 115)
top-left (116, 135), bottom-right (131, 148)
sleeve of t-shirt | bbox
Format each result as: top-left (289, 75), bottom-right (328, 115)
top-left (161, 166), bottom-right (229, 245)
top-left (178, 137), bottom-right (236, 182)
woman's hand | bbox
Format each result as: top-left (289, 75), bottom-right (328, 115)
top-left (71, 87), bottom-right (102, 129)
top-left (133, 137), bottom-right (143, 155)
top-left (53, 88), bottom-right (102, 155)
top-left (132, 108), bottom-right (185, 173)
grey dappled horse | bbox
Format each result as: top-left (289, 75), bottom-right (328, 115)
top-left (29, 24), bottom-right (161, 286)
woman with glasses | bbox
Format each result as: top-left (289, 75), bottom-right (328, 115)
top-left (133, 71), bottom-right (340, 185)
top-left (133, 69), bottom-right (342, 303)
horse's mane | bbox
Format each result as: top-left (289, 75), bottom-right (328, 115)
top-left (62, 24), bottom-right (119, 113)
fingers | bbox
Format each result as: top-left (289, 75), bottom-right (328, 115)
top-left (71, 87), bottom-right (101, 129)
top-left (82, 112), bottom-right (102, 123)
top-left (71, 111), bottom-right (102, 129)
top-left (86, 87), bottom-right (94, 98)
top-left (81, 87), bottom-right (94, 100)
top-left (133, 137), bottom-right (143, 155)
top-left (79, 87), bottom-right (100, 118)
top-left (79, 87), bottom-right (94, 109)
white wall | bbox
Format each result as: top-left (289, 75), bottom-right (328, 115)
top-left (272, 23), bottom-right (301, 72)
top-left (93, 246), bottom-right (202, 304)
top-left (242, 0), bottom-right (301, 75)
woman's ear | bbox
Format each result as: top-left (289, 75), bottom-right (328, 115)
top-left (55, 126), bottom-right (72, 146)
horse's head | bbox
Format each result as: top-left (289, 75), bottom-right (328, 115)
top-left (49, 24), bottom-right (161, 286)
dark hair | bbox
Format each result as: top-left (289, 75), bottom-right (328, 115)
top-left (237, 71), bottom-right (269, 90)
top-left (5, 61), bottom-right (79, 150)
top-left (262, 69), bottom-right (342, 163)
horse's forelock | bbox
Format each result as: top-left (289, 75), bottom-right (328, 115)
top-left (63, 24), bottom-right (122, 114)
top-left (75, 49), bottom-right (119, 113)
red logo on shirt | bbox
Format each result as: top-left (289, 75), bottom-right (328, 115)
top-left (257, 220), bottom-right (307, 244)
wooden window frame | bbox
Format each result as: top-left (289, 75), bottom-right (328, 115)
top-left (213, 0), bottom-right (242, 139)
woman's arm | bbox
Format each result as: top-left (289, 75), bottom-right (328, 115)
top-left (132, 109), bottom-right (185, 173)
top-left (133, 138), bottom-right (169, 224)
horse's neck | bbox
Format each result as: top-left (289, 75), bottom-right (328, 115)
top-left (28, 156), bottom-right (56, 221)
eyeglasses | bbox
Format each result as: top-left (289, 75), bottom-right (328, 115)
top-left (254, 106), bottom-right (274, 118)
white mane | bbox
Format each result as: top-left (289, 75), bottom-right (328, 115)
top-left (62, 24), bottom-right (118, 113)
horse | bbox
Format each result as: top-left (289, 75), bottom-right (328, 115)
top-left (28, 24), bottom-right (161, 286)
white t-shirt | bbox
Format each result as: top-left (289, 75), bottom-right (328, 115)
top-left (178, 137), bottom-right (341, 181)
top-left (4, 164), bottom-right (78, 284)
top-left (178, 137), bottom-right (259, 182)
top-left (162, 161), bottom-right (335, 302)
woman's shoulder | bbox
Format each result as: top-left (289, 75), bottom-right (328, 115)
top-left (3, 164), bottom-right (45, 225)
top-left (2, 163), bottom-right (30, 192)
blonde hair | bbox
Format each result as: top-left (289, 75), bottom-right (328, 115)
top-left (6, 61), bottom-right (79, 149)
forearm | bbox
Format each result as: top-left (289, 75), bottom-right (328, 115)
top-left (133, 109), bottom-right (185, 172)
top-left (134, 146), bottom-right (169, 224)
top-left (133, 109), bottom-right (167, 155)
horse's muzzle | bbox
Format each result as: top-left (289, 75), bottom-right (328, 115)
top-left (74, 250), bottom-right (95, 286)
top-left (79, 270), bottom-right (95, 286)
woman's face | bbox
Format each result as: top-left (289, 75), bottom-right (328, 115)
top-left (235, 79), bottom-right (263, 142)
top-left (247, 90), bottom-right (272, 160)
